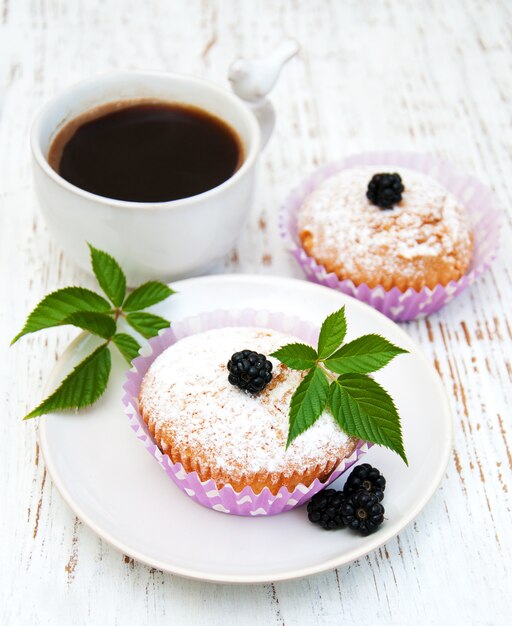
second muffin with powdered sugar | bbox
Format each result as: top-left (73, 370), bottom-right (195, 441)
top-left (298, 166), bottom-right (473, 292)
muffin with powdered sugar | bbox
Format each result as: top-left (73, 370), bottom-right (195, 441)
top-left (297, 166), bottom-right (473, 292)
top-left (138, 326), bottom-right (359, 495)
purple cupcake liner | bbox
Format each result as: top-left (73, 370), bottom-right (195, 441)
top-left (280, 151), bottom-right (501, 321)
top-left (123, 309), bottom-right (369, 517)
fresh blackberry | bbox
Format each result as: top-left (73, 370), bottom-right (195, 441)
top-left (340, 490), bottom-right (385, 536)
top-left (366, 172), bottom-right (404, 209)
top-left (343, 463), bottom-right (386, 502)
top-left (227, 349), bottom-right (273, 394)
top-left (307, 489), bottom-right (346, 530)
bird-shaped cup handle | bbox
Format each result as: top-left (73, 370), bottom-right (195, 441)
top-left (229, 39), bottom-right (300, 149)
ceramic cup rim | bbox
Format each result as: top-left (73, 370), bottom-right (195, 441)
top-left (30, 69), bottom-right (261, 212)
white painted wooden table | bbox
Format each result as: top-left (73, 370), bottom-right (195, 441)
top-left (1, 1), bottom-right (511, 624)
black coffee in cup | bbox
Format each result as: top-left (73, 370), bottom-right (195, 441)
top-left (48, 101), bottom-right (243, 202)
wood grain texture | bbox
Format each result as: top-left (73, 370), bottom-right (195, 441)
top-left (1, 0), bottom-right (511, 624)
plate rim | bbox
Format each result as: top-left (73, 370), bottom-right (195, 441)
top-left (39, 274), bottom-right (454, 584)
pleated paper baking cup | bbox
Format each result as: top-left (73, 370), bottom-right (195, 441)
top-left (280, 152), bottom-right (501, 321)
top-left (123, 309), bottom-right (369, 516)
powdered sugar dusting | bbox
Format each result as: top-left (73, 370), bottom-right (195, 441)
top-left (139, 327), bottom-right (350, 478)
top-left (297, 166), bottom-right (473, 289)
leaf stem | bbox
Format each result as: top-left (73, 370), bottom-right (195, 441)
top-left (317, 362), bottom-right (338, 384)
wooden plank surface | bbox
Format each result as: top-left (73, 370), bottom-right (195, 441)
top-left (1, 0), bottom-right (511, 624)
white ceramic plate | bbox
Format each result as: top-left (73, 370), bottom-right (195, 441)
top-left (39, 275), bottom-right (452, 583)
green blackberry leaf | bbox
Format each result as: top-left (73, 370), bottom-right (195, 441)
top-left (325, 334), bottom-right (408, 375)
top-left (62, 311), bottom-right (116, 339)
top-left (126, 312), bottom-right (170, 339)
top-left (317, 307), bottom-right (347, 359)
top-left (88, 243), bottom-right (126, 307)
top-left (329, 373), bottom-right (407, 464)
top-left (112, 333), bottom-right (141, 364)
top-left (123, 281), bottom-right (175, 312)
top-left (287, 366), bottom-right (329, 447)
top-left (24, 344), bottom-right (111, 420)
top-left (11, 287), bottom-right (111, 344)
top-left (270, 342), bottom-right (318, 370)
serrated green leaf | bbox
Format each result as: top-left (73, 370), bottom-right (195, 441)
top-left (287, 366), bottom-right (329, 447)
top-left (126, 312), bottom-right (170, 339)
top-left (112, 333), bottom-right (141, 364)
top-left (270, 342), bottom-right (318, 370)
top-left (62, 311), bottom-right (116, 339)
top-left (11, 287), bottom-right (111, 344)
top-left (329, 373), bottom-right (407, 464)
top-left (325, 334), bottom-right (408, 375)
top-left (88, 243), bottom-right (126, 307)
top-left (24, 344), bottom-right (111, 419)
top-left (123, 281), bottom-right (175, 312)
top-left (317, 307), bottom-right (347, 359)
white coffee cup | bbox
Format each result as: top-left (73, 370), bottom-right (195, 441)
top-left (31, 41), bottom-right (298, 285)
